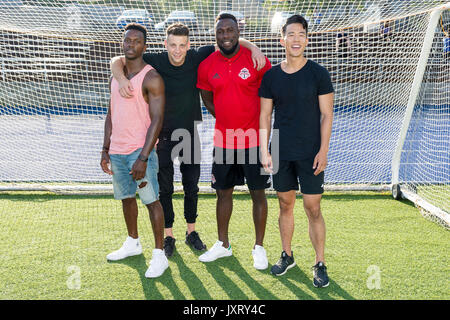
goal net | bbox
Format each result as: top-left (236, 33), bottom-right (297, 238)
top-left (0, 0), bottom-right (448, 226)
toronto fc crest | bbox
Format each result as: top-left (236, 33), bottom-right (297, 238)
top-left (238, 68), bottom-right (251, 80)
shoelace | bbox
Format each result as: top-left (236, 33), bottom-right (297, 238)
top-left (312, 264), bottom-right (327, 281)
top-left (276, 255), bottom-right (289, 268)
top-left (312, 264), bottom-right (327, 272)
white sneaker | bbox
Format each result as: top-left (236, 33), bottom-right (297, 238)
top-left (252, 245), bottom-right (268, 270)
top-left (145, 249), bottom-right (169, 278)
top-left (106, 236), bottom-right (142, 261)
top-left (199, 240), bottom-right (232, 263)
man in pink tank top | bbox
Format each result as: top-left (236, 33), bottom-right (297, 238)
top-left (100, 24), bottom-right (168, 278)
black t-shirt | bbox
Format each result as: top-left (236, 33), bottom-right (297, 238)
top-left (143, 45), bottom-right (215, 137)
top-left (258, 60), bottom-right (334, 161)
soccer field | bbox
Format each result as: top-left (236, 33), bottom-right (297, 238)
top-left (0, 191), bottom-right (448, 300)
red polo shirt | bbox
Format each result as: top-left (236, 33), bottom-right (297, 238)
top-left (197, 46), bottom-right (271, 149)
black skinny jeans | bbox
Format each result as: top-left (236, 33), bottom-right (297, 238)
top-left (156, 131), bottom-right (200, 229)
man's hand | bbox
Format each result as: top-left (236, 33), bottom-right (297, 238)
top-left (118, 78), bottom-right (134, 98)
top-left (313, 150), bottom-right (328, 176)
top-left (130, 158), bottom-right (147, 181)
top-left (260, 150), bottom-right (273, 174)
top-left (251, 47), bottom-right (266, 71)
top-left (100, 151), bottom-right (113, 175)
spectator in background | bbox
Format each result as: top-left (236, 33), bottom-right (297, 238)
top-left (312, 8), bottom-right (323, 25)
top-left (336, 31), bottom-right (351, 58)
top-left (380, 21), bottom-right (392, 41)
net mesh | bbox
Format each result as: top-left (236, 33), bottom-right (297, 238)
top-left (0, 1), bottom-right (448, 221)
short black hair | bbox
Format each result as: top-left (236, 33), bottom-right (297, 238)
top-left (215, 12), bottom-right (238, 25)
top-left (124, 23), bottom-right (147, 43)
top-left (281, 14), bottom-right (308, 36)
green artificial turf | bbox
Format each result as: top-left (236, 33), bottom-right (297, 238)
top-left (0, 191), bottom-right (448, 300)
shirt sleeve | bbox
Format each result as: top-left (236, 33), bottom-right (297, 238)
top-left (257, 57), bottom-right (272, 86)
top-left (196, 59), bottom-right (212, 91)
top-left (143, 52), bottom-right (164, 70)
top-left (194, 45), bottom-right (216, 64)
top-left (318, 66), bottom-right (334, 95)
top-left (258, 70), bottom-right (273, 99)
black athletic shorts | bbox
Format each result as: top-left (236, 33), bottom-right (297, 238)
top-left (273, 158), bottom-right (324, 194)
top-left (211, 147), bottom-right (271, 190)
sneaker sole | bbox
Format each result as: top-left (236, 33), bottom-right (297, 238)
top-left (313, 281), bottom-right (330, 288)
top-left (106, 250), bottom-right (143, 261)
top-left (145, 265), bottom-right (169, 278)
top-left (199, 251), bottom-right (232, 262)
top-left (271, 261), bottom-right (296, 276)
top-left (254, 263), bottom-right (268, 270)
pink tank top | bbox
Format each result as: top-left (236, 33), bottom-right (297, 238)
top-left (109, 64), bottom-right (153, 155)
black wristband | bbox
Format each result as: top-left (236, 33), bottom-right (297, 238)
top-left (138, 154), bottom-right (148, 162)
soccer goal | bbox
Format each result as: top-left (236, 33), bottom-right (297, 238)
top-left (0, 0), bottom-right (448, 227)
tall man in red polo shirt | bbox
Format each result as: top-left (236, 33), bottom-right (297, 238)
top-left (197, 13), bottom-right (272, 270)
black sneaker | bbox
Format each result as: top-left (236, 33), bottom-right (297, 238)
top-left (312, 261), bottom-right (329, 288)
top-left (270, 251), bottom-right (296, 276)
top-left (163, 236), bottom-right (176, 257)
top-left (185, 231), bottom-right (206, 251)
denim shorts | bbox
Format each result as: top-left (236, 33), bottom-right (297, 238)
top-left (109, 148), bottom-right (159, 205)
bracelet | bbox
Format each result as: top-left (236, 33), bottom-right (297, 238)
top-left (102, 146), bottom-right (109, 151)
top-left (138, 154), bottom-right (148, 162)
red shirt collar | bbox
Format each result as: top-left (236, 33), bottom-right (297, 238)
top-left (217, 45), bottom-right (245, 62)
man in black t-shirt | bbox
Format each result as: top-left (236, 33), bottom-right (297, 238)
top-left (110, 23), bottom-right (266, 258)
top-left (259, 15), bottom-right (334, 287)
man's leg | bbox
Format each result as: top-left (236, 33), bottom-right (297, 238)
top-left (303, 194), bottom-right (326, 264)
top-left (146, 200), bottom-right (165, 250)
top-left (141, 150), bottom-right (169, 278)
top-left (122, 197), bottom-right (139, 239)
top-left (216, 187), bottom-right (234, 248)
top-left (157, 139), bottom-right (176, 238)
top-left (249, 189), bottom-right (267, 247)
top-left (181, 160), bottom-right (207, 250)
top-left (270, 190), bottom-right (297, 275)
top-left (180, 162), bottom-right (200, 234)
top-left (277, 190), bottom-right (296, 256)
top-left (144, 199), bottom-right (169, 279)
top-left (106, 197), bottom-right (143, 261)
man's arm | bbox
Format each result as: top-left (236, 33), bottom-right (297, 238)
top-left (239, 38), bottom-right (266, 71)
top-left (110, 53), bottom-right (158, 98)
top-left (129, 69), bottom-right (165, 181)
top-left (110, 56), bottom-right (133, 98)
top-left (199, 89), bottom-right (215, 118)
top-left (100, 77), bottom-right (113, 175)
top-left (313, 92), bottom-right (334, 176)
top-left (259, 97), bottom-right (274, 173)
